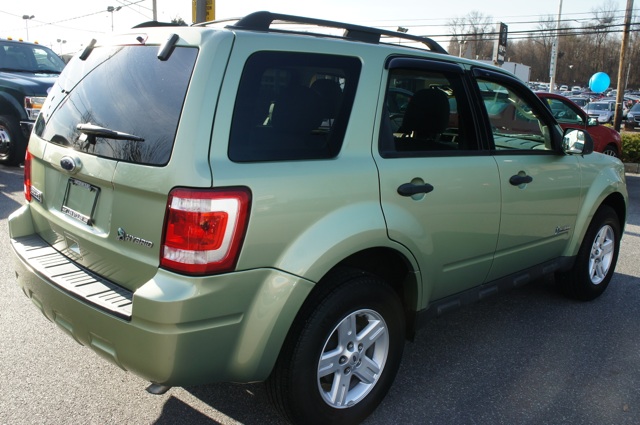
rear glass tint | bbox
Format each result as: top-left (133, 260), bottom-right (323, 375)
top-left (36, 45), bottom-right (197, 166)
top-left (229, 51), bottom-right (361, 162)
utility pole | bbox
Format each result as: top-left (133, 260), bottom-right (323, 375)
top-left (613, 0), bottom-right (634, 131)
top-left (193, 0), bottom-right (214, 24)
top-left (548, 0), bottom-right (563, 92)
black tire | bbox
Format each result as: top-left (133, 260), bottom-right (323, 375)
top-left (267, 268), bottom-right (405, 425)
top-left (0, 115), bottom-right (26, 166)
top-left (557, 206), bottom-right (621, 301)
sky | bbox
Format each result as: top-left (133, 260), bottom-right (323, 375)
top-left (0, 0), bottom-right (635, 55)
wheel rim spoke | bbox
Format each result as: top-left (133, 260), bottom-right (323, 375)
top-left (328, 369), bottom-right (351, 406)
top-left (356, 319), bottom-right (386, 351)
top-left (318, 348), bottom-right (344, 377)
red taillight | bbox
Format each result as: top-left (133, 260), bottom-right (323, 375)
top-left (24, 150), bottom-right (32, 202)
top-left (160, 187), bottom-right (251, 275)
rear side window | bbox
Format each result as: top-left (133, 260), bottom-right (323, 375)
top-left (229, 52), bottom-right (361, 162)
top-left (35, 45), bottom-right (197, 166)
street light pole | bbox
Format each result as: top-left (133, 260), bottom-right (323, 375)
top-left (22, 15), bottom-right (35, 41)
top-left (107, 6), bottom-right (122, 32)
top-left (459, 40), bottom-right (466, 58)
top-left (56, 39), bottom-right (67, 55)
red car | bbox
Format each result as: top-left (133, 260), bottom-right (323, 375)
top-left (537, 92), bottom-right (622, 157)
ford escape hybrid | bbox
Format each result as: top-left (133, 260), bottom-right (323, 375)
top-left (8, 12), bottom-right (628, 425)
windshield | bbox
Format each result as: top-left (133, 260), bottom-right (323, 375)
top-left (35, 45), bottom-right (198, 166)
top-left (0, 40), bottom-right (65, 73)
top-left (586, 103), bottom-right (610, 111)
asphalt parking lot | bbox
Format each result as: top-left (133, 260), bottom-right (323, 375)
top-left (1, 165), bottom-right (639, 425)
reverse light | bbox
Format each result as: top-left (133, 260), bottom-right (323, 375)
top-left (160, 187), bottom-right (251, 275)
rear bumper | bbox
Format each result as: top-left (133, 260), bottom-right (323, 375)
top-left (9, 205), bottom-right (314, 386)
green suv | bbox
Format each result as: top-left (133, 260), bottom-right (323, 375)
top-left (8, 12), bottom-right (628, 425)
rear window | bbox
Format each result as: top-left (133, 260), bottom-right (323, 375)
top-left (228, 51), bottom-right (361, 162)
top-left (35, 45), bottom-right (197, 166)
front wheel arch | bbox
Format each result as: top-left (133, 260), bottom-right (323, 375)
top-left (0, 114), bottom-right (27, 166)
top-left (557, 205), bottom-right (621, 301)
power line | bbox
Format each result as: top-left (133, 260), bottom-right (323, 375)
top-left (3, 0), bottom-right (150, 35)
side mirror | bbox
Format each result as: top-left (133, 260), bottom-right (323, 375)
top-left (587, 117), bottom-right (599, 127)
top-left (562, 128), bottom-right (594, 155)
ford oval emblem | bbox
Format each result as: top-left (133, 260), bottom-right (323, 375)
top-left (60, 156), bottom-right (80, 173)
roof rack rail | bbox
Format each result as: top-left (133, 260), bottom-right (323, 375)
top-left (223, 11), bottom-right (447, 54)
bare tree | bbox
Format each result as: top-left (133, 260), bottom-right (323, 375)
top-left (473, 4), bottom-right (640, 90)
top-left (447, 11), bottom-right (494, 60)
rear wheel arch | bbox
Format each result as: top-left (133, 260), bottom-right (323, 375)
top-left (288, 247), bottom-right (419, 352)
top-left (267, 264), bottom-right (407, 424)
top-left (332, 248), bottom-right (420, 334)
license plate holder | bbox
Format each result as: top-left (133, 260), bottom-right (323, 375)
top-left (61, 178), bottom-right (100, 225)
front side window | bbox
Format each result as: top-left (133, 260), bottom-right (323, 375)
top-left (36, 45), bottom-right (197, 165)
top-left (542, 97), bottom-right (584, 126)
top-left (229, 52), bottom-right (361, 162)
top-left (477, 79), bottom-right (553, 151)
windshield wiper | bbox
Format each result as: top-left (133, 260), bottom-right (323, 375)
top-left (35, 69), bottom-right (62, 74)
top-left (77, 123), bottom-right (145, 145)
top-left (0, 67), bottom-right (30, 73)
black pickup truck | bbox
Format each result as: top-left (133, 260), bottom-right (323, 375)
top-left (0, 38), bottom-right (65, 165)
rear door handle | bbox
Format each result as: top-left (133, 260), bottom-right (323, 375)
top-left (397, 183), bottom-right (434, 196)
top-left (509, 174), bottom-right (533, 186)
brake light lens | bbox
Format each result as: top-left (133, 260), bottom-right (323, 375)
top-left (24, 150), bottom-right (32, 202)
top-left (160, 187), bottom-right (251, 275)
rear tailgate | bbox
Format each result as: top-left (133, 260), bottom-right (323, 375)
top-left (13, 29), bottom-right (234, 295)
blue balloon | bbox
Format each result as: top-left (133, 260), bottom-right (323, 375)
top-left (589, 72), bottom-right (610, 93)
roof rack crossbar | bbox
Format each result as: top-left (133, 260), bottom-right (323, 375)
top-left (225, 11), bottom-right (447, 54)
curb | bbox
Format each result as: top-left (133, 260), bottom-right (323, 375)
top-left (624, 163), bottom-right (640, 174)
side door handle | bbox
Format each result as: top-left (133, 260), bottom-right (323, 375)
top-left (397, 182), bottom-right (435, 196)
top-left (509, 174), bottom-right (533, 186)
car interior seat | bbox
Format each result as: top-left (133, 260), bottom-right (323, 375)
top-left (396, 88), bottom-right (451, 150)
top-left (399, 88), bottom-right (450, 139)
top-left (310, 79), bottom-right (343, 122)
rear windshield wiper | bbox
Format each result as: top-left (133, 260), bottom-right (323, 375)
top-left (77, 123), bottom-right (145, 145)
